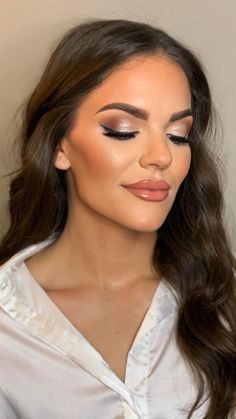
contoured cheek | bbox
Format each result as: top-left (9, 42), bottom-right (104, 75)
top-left (66, 124), bottom-right (129, 185)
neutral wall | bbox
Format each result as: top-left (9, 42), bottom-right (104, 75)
top-left (1, 0), bottom-right (235, 249)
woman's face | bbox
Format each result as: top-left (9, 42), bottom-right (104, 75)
top-left (55, 55), bottom-right (193, 232)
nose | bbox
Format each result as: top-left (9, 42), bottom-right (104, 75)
top-left (139, 129), bottom-right (173, 169)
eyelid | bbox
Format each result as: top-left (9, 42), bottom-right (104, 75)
top-left (100, 120), bottom-right (138, 131)
top-left (100, 124), bottom-right (139, 141)
top-left (167, 127), bottom-right (190, 137)
top-left (167, 121), bottom-right (192, 137)
top-left (100, 124), bottom-right (192, 145)
top-left (100, 124), bottom-right (139, 134)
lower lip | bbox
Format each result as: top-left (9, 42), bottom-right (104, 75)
top-left (123, 187), bottom-right (169, 201)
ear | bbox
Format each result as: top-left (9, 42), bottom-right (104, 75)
top-left (54, 139), bottom-right (71, 170)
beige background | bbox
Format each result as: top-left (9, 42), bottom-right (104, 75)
top-left (1, 0), bottom-right (235, 249)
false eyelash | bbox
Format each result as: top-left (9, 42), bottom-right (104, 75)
top-left (101, 124), bottom-right (191, 145)
top-left (166, 133), bottom-right (191, 146)
top-left (100, 125), bottom-right (139, 141)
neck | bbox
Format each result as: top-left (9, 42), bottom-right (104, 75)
top-left (30, 202), bottom-right (160, 291)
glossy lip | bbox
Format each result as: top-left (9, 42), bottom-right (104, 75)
top-left (123, 187), bottom-right (169, 202)
top-left (123, 179), bottom-right (170, 190)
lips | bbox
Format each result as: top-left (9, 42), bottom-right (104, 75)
top-left (124, 179), bottom-right (170, 190)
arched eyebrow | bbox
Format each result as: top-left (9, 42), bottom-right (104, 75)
top-left (96, 102), bottom-right (193, 122)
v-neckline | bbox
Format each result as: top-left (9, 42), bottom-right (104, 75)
top-left (20, 261), bottom-right (178, 387)
top-left (0, 240), bottom-right (177, 418)
top-left (22, 259), bottom-right (163, 355)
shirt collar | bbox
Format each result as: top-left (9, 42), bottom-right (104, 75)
top-left (0, 239), bottom-right (177, 417)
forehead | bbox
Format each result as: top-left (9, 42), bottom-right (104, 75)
top-left (79, 55), bottom-right (192, 118)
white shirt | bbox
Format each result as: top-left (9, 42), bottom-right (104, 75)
top-left (0, 239), bottom-right (209, 418)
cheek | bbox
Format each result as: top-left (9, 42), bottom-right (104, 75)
top-left (68, 134), bottom-right (128, 180)
top-left (174, 147), bottom-right (191, 185)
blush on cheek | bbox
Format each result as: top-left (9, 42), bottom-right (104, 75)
top-left (72, 135), bottom-right (123, 178)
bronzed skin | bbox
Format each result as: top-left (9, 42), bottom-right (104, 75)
top-left (26, 55), bottom-right (193, 382)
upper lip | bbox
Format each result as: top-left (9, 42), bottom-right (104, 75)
top-left (123, 179), bottom-right (170, 190)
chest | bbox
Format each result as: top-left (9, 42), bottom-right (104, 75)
top-left (46, 284), bottom-right (157, 382)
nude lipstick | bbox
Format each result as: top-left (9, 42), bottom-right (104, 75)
top-left (123, 179), bottom-right (170, 202)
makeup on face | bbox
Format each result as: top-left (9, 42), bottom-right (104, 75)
top-left (99, 116), bottom-right (139, 133)
top-left (124, 187), bottom-right (169, 202)
top-left (57, 55), bottom-right (193, 234)
top-left (96, 105), bottom-right (193, 145)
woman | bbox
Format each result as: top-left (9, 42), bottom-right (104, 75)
top-left (0, 18), bottom-right (235, 419)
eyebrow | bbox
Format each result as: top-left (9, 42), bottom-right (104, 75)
top-left (96, 102), bottom-right (193, 122)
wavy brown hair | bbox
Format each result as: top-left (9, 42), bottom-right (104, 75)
top-left (0, 18), bottom-right (235, 418)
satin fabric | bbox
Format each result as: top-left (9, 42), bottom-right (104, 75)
top-left (0, 239), bottom-right (209, 418)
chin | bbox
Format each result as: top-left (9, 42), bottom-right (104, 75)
top-left (124, 217), bottom-right (168, 233)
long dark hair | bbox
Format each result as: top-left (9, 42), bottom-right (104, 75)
top-left (0, 18), bottom-right (235, 418)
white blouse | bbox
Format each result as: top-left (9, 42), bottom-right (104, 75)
top-left (0, 239), bottom-right (209, 419)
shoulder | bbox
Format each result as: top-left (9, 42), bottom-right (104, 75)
top-left (0, 238), bottom-right (54, 305)
top-left (0, 238), bottom-right (55, 277)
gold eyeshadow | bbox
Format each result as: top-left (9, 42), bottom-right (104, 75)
top-left (98, 116), bottom-right (138, 132)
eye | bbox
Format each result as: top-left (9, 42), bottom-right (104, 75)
top-left (167, 133), bottom-right (191, 146)
top-left (100, 124), bottom-right (139, 141)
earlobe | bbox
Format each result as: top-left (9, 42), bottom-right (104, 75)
top-left (54, 140), bottom-right (71, 170)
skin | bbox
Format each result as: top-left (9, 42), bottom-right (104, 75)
top-left (27, 53), bottom-right (193, 291)
top-left (26, 54), bottom-right (193, 381)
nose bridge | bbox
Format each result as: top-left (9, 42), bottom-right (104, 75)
top-left (140, 126), bottom-right (172, 168)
